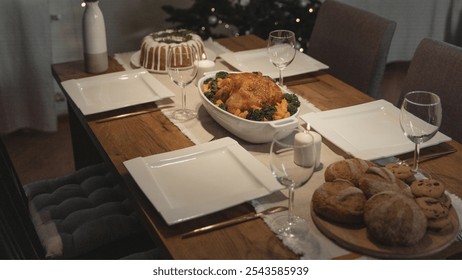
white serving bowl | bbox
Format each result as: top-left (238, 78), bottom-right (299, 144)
top-left (197, 72), bottom-right (300, 143)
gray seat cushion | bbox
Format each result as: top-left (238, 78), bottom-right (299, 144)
top-left (23, 163), bottom-right (143, 259)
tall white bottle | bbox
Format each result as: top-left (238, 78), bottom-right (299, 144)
top-left (83, 0), bottom-right (108, 74)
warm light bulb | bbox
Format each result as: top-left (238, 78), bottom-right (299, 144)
top-left (81, 2), bottom-right (86, 7)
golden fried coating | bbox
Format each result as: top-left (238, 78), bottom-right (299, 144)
top-left (216, 73), bottom-right (284, 113)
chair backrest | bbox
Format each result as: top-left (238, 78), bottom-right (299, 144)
top-left (398, 38), bottom-right (462, 143)
top-left (0, 137), bottom-right (44, 259)
top-left (307, 0), bottom-right (396, 99)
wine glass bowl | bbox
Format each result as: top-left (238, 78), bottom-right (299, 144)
top-left (167, 45), bottom-right (199, 121)
top-left (267, 30), bottom-right (296, 87)
top-left (269, 128), bottom-right (315, 238)
top-left (400, 91), bottom-right (442, 177)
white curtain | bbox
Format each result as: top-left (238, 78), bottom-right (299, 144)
top-left (0, 0), bottom-right (57, 134)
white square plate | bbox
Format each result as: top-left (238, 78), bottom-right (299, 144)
top-left (220, 48), bottom-right (328, 79)
top-left (301, 100), bottom-right (451, 160)
top-left (123, 137), bottom-right (283, 225)
top-left (62, 70), bottom-right (175, 115)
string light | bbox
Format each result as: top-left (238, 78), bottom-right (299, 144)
top-left (162, 0), bottom-right (321, 54)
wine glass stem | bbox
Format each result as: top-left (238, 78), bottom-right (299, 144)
top-left (181, 86), bottom-right (186, 111)
top-left (413, 142), bottom-right (421, 172)
top-left (279, 69), bottom-right (283, 86)
top-left (287, 186), bottom-right (295, 225)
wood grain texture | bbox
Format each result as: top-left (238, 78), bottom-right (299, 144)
top-left (52, 35), bottom-right (462, 259)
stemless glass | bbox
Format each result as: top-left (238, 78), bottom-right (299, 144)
top-left (267, 30), bottom-right (296, 87)
top-left (167, 45), bottom-right (199, 121)
top-left (270, 128), bottom-right (315, 238)
top-left (400, 91), bottom-right (442, 178)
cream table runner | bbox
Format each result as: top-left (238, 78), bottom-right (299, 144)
top-left (114, 43), bottom-right (462, 260)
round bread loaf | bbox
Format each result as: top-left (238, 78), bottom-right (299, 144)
top-left (324, 158), bottom-right (375, 186)
top-left (358, 166), bottom-right (412, 199)
top-left (364, 191), bottom-right (427, 246)
top-left (312, 180), bottom-right (366, 224)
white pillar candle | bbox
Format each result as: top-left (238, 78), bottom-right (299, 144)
top-left (293, 132), bottom-right (315, 167)
top-left (195, 60), bottom-right (215, 86)
top-left (309, 131), bottom-right (322, 169)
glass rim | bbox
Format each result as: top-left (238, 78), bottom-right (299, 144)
top-left (403, 90), bottom-right (441, 106)
top-left (269, 30), bottom-right (295, 38)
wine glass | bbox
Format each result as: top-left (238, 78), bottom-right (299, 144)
top-left (270, 127), bottom-right (315, 238)
top-left (267, 30), bottom-right (296, 87)
top-left (167, 45), bottom-right (199, 121)
top-left (400, 91), bottom-right (442, 178)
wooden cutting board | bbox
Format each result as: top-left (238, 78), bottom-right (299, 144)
top-left (311, 206), bottom-right (459, 259)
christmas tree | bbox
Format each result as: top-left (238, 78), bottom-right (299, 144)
top-left (162, 0), bottom-right (322, 53)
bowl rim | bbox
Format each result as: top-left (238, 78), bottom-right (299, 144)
top-left (197, 71), bottom-right (300, 124)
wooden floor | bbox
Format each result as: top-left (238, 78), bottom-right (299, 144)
top-left (2, 62), bottom-right (409, 185)
top-left (2, 115), bottom-right (75, 185)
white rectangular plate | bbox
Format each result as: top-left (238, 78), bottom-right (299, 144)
top-left (220, 48), bottom-right (328, 79)
top-left (62, 70), bottom-right (175, 115)
top-left (123, 137), bottom-right (283, 225)
top-left (301, 100), bottom-right (451, 160)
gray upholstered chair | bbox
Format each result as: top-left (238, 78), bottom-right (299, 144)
top-left (398, 38), bottom-right (462, 143)
top-left (307, 0), bottom-right (396, 99)
top-left (0, 137), bottom-right (156, 259)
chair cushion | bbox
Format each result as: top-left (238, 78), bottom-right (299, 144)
top-left (23, 163), bottom-right (143, 259)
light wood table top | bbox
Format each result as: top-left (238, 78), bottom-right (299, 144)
top-left (52, 35), bottom-right (462, 259)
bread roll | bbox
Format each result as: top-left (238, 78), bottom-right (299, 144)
top-left (312, 180), bottom-right (366, 224)
top-left (364, 191), bottom-right (427, 246)
top-left (324, 158), bottom-right (375, 186)
top-left (358, 166), bottom-right (412, 199)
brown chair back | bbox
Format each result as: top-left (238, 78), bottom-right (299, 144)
top-left (399, 38), bottom-right (462, 143)
top-left (307, 0), bottom-right (396, 99)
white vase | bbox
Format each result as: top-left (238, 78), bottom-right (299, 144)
top-left (83, 0), bottom-right (108, 74)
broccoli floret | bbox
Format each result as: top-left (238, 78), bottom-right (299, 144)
top-left (284, 93), bottom-right (300, 115)
top-left (246, 106), bottom-right (276, 121)
top-left (209, 79), bottom-right (219, 92)
top-left (218, 103), bottom-right (228, 111)
top-left (215, 71), bottom-right (229, 79)
top-left (204, 91), bottom-right (214, 100)
top-left (287, 104), bottom-right (298, 115)
top-left (262, 106), bottom-right (277, 120)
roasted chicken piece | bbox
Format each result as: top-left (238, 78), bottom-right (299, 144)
top-left (215, 72), bottom-right (284, 113)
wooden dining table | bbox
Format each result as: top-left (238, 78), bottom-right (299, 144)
top-left (52, 35), bottom-right (462, 260)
